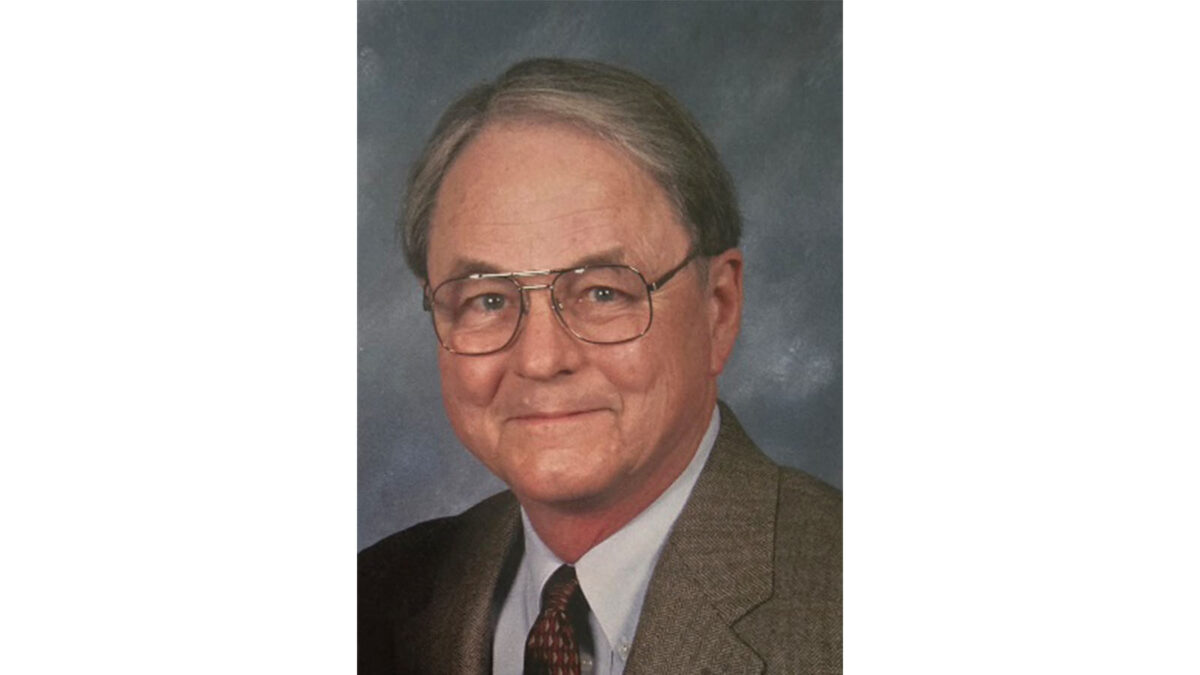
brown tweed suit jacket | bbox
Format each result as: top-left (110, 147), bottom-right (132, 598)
top-left (359, 403), bottom-right (842, 673)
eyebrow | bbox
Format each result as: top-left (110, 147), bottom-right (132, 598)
top-left (440, 248), bottom-right (627, 280)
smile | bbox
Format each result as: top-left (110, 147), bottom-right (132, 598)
top-left (509, 409), bottom-right (608, 424)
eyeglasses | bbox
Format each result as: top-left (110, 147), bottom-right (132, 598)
top-left (423, 250), bottom-right (698, 355)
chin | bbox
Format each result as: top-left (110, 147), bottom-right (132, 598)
top-left (491, 422), bottom-right (624, 503)
top-left (507, 461), bottom-right (621, 509)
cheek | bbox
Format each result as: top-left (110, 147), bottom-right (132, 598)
top-left (599, 339), bottom-right (689, 412)
top-left (611, 314), bottom-right (712, 402)
top-left (437, 352), bottom-right (506, 411)
top-left (599, 342), bottom-right (659, 393)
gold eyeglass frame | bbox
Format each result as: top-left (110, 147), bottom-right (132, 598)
top-left (422, 249), bottom-right (699, 355)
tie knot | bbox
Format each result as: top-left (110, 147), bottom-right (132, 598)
top-left (541, 564), bottom-right (581, 613)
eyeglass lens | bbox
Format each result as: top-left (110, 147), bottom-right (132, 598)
top-left (429, 266), bottom-right (652, 354)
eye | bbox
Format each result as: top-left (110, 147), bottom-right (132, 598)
top-left (466, 293), bottom-right (508, 312)
top-left (585, 286), bottom-right (619, 303)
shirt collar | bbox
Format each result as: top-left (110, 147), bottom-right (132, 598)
top-left (518, 404), bottom-right (721, 650)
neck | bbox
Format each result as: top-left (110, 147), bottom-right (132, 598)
top-left (522, 493), bottom-right (663, 564)
top-left (519, 402), bottom-right (715, 564)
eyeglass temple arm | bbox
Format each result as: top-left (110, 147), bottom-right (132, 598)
top-left (647, 251), bottom-right (699, 292)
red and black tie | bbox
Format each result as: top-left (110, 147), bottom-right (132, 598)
top-left (523, 565), bottom-right (589, 675)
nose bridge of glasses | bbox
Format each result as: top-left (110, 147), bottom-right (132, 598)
top-left (515, 280), bottom-right (566, 317)
top-left (510, 271), bottom-right (572, 314)
top-left (507, 276), bottom-right (577, 353)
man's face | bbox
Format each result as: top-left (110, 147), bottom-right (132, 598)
top-left (425, 121), bottom-right (728, 512)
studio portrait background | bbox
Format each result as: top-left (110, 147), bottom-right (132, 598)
top-left (358, 1), bottom-right (842, 551)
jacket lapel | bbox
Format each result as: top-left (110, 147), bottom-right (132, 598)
top-left (625, 404), bottom-right (779, 674)
top-left (406, 492), bottom-right (522, 674)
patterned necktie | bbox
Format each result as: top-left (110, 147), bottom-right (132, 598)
top-left (524, 564), bottom-right (588, 675)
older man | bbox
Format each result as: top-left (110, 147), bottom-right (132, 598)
top-left (359, 59), bottom-right (841, 674)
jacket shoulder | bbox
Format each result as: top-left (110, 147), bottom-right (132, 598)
top-left (776, 467), bottom-right (842, 591)
top-left (358, 491), bottom-right (517, 673)
top-left (359, 491), bottom-right (516, 606)
top-left (737, 467), bottom-right (842, 672)
top-left (359, 510), bottom-right (470, 578)
top-left (359, 515), bottom-right (460, 603)
top-left (778, 467), bottom-right (842, 542)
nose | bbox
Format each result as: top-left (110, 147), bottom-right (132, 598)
top-left (510, 287), bottom-right (583, 380)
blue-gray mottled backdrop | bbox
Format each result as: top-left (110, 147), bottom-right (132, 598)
top-left (358, 1), bottom-right (841, 551)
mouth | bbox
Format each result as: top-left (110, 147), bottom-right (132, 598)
top-left (509, 408), bottom-right (607, 424)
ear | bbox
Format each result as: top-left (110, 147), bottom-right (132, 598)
top-left (705, 248), bottom-right (744, 376)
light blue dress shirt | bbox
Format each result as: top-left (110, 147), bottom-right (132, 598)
top-left (492, 405), bottom-right (720, 675)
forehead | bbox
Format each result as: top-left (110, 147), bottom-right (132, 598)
top-left (426, 121), bottom-right (689, 279)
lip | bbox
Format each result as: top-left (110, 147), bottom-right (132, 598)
top-left (509, 408), bottom-right (607, 424)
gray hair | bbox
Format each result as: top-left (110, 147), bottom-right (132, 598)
top-left (399, 58), bottom-right (742, 280)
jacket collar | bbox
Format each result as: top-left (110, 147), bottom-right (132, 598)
top-left (624, 402), bottom-right (778, 674)
top-left (414, 491), bottom-right (521, 674)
